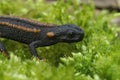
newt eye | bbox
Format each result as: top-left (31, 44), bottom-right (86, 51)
top-left (68, 33), bottom-right (75, 38)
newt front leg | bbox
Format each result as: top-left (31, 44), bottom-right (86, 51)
top-left (29, 41), bottom-right (43, 59)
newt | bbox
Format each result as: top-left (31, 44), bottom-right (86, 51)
top-left (0, 16), bottom-right (84, 59)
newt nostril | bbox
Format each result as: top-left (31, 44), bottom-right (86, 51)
top-left (79, 31), bottom-right (84, 40)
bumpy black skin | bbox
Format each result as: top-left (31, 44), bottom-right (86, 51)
top-left (0, 24), bottom-right (84, 45)
top-left (0, 16), bottom-right (84, 59)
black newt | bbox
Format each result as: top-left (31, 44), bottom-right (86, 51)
top-left (0, 16), bottom-right (84, 59)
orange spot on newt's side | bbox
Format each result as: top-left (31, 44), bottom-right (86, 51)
top-left (47, 32), bottom-right (55, 38)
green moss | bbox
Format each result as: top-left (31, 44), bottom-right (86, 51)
top-left (0, 0), bottom-right (120, 80)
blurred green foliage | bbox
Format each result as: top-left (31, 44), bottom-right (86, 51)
top-left (0, 0), bottom-right (120, 80)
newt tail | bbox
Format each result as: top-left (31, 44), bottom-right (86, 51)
top-left (0, 16), bottom-right (84, 59)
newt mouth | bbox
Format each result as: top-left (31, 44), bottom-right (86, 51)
top-left (61, 36), bottom-right (84, 43)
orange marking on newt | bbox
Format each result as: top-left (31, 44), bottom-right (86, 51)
top-left (47, 32), bottom-right (55, 38)
top-left (0, 22), bottom-right (41, 33)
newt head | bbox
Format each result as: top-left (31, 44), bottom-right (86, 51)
top-left (53, 24), bottom-right (84, 43)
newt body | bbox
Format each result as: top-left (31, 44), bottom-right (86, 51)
top-left (0, 16), bottom-right (84, 59)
